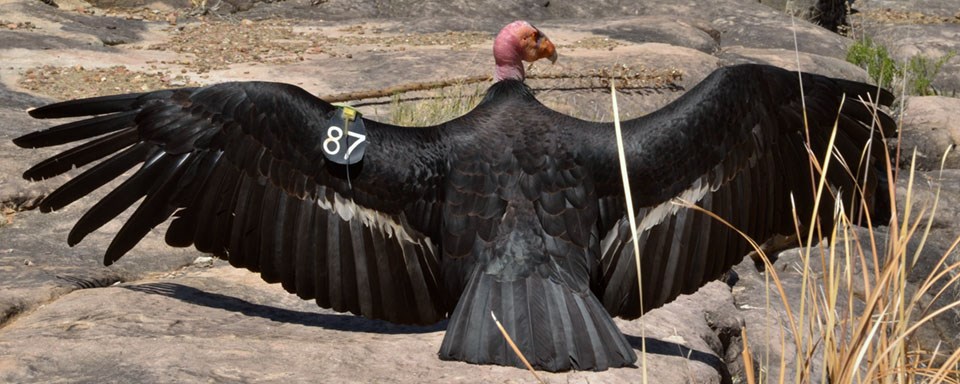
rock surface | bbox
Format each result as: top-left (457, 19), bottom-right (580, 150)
top-left (1, 0), bottom-right (958, 382)
top-left (853, 0), bottom-right (960, 95)
top-left (897, 96), bottom-right (960, 170)
top-left (759, 0), bottom-right (850, 31)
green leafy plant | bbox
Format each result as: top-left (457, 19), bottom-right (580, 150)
top-left (906, 52), bottom-right (957, 96)
top-left (847, 37), bottom-right (958, 96)
top-left (847, 37), bottom-right (899, 89)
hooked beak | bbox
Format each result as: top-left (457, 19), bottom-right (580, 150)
top-left (520, 25), bottom-right (558, 65)
top-left (537, 32), bottom-right (558, 64)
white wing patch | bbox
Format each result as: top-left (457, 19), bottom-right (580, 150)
top-left (600, 175), bottom-right (717, 254)
top-left (316, 188), bottom-right (437, 251)
top-left (636, 176), bottom-right (715, 232)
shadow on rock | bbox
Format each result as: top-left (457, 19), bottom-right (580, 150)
top-left (624, 334), bottom-right (731, 381)
top-left (123, 282), bottom-right (446, 334)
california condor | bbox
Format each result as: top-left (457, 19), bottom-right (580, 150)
top-left (13, 20), bottom-right (895, 372)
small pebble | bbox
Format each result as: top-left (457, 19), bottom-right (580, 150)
top-left (193, 256), bottom-right (214, 264)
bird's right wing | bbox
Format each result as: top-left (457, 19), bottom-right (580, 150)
top-left (574, 64), bottom-right (896, 318)
top-left (15, 81), bottom-right (466, 325)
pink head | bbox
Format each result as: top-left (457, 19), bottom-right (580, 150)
top-left (493, 20), bottom-right (558, 81)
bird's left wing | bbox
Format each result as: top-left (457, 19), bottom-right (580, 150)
top-left (14, 81), bottom-right (461, 325)
top-left (574, 64), bottom-right (896, 318)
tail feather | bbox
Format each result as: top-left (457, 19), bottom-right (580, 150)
top-left (439, 269), bottom-right (636, 372)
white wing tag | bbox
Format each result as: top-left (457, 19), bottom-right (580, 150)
top-left (322, 106), bottom-right (367, 165)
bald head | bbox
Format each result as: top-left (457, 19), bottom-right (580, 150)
top-left (493, 21), bottom-right (557, 81)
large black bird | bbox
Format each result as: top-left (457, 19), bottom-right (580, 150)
top-left (14, 20), bottom-right (894, 372)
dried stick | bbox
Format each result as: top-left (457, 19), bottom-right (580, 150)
top-left (319, 69), bottom-right (682, 103)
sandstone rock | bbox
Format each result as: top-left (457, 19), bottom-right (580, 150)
top-left (240, 0), bottom-right (855, 60)
top-left (0, 0), bottom-right (148, 50)
top-left (896, 169), bottom-right (960, 239)
top-left (0, 205), bottom-right (201, 327)
top-left (868, 24), bottom-right (960, 95)
top-left (0, 85), bottom-right (56, 207)
top-left (0, 263), bottom-right (741, 383)
top-left (894, 167), bottom-right (960, 321)
top-left (731, 251), bottom-right (829, 381)
top-left (83, 0), bottom-right (193, 9)
top-left (691, 1), bottom-right (851, 59)
top-left (896, 96), bottom-right (960, 170)
top-left (719, 46), bottom-right (872, 82)
top-left (588, 17), bottom-right (720, 54)
top-left (852, 0), bottom-right (960, 96)
top-left (855, 0), bottom-right (960, 19)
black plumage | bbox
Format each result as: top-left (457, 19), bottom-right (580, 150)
top-left (14, 63), bottom-right (895, 372)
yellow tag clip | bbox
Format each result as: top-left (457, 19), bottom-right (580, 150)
top-left (334, 104), bottom-right (360, 122)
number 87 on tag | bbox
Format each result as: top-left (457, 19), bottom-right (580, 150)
top-left (321, 107), bottom-right (367, 166)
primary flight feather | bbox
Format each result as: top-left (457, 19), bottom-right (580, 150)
top-left (14, 20), bottom-right (895, 372)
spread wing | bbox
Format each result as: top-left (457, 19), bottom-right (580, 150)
top-left (576, 64), bottom-right (896, 318)
top-left (14, 81), bottom-right (462, 325)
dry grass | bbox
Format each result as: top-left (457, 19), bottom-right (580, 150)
top-left (814, 146), bottom-right (960, 383)
top-left (726, 92), bottom-right (960, 382)
top-left (672, 86), bottom-right (959, 381)
top-left (387, 82), bottom-right (486, 126)
top-left (610, 79), bottom-right (649, 383)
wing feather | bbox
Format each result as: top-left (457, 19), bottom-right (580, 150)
top-left (67, 149), bottom-right (164, 247)
top-left (106, 152), bottom-right (191, 264)
top-left (39, 144), bottom-right (149, 212)
top-left (291, 197), bottom-right (317, 300)
top-left (23, 128), bottom-right (139, 181)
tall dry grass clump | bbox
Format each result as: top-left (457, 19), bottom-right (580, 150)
top-left (388, 83), bottom-right (485, 127)
top-left (735, 90), bottom-right (960, 383)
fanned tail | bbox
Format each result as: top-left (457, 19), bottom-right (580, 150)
top-left (439, 269), bottom-right (636, 372)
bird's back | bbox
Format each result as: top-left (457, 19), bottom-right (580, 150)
top-left (438, 80), bottom-right (599, 296)
top-left (435, 91), bottom-right (636, 368)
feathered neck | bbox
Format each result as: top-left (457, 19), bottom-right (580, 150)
top-left (481, 79), bottom-right (535, 104)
